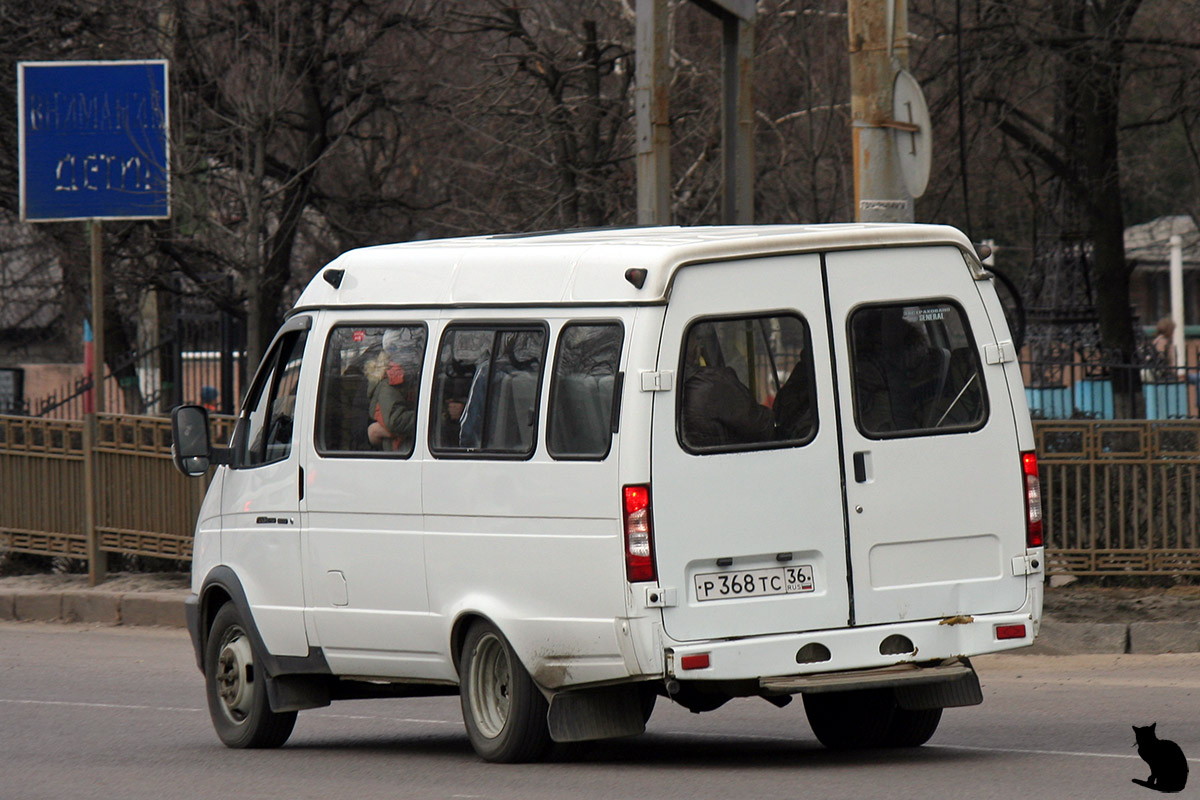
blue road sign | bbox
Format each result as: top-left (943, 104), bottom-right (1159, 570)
top-left (18, 60), bottom-right (170, 221)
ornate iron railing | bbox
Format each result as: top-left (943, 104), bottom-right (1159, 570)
top-left (1037, 420), bottom-right (1200, 575)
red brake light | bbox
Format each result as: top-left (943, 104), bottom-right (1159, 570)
top-left (623, 485), bottom-right (656, 582)
top-left (1022, 451), bottom-right (1043, 548)
top-left (680, 653), bottom-right (710, 670)
top-left (996, 623), bottom-right (1027, 640)
top-left (625, 485), bottom-right (649, 514)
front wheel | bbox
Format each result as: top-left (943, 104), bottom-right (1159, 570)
top-left (204, 603), bottom-right (297, 749)
top-left (459, 621), bottom-right (551, 763)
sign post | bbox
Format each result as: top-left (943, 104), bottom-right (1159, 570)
top-left (18, 60), bottom-right (170, 585)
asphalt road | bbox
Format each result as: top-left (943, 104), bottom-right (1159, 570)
top-left (2, 622), bottom-right (1198, 800)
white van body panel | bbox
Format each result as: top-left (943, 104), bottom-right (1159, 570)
top-left (299, 310), bottom-right (435, 678)
top-left (217, 321), bottom-right (319, 658)
top-left (189, 469), bottom-right (224, 597)
top-left (420, 311), bottom-right (637, 688)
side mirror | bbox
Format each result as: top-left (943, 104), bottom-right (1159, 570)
top-left (171, 404), bottom-right (213, 476)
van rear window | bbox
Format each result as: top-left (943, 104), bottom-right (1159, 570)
top-left (678, 313), bottom-right (816, 453)
top-left (848, 301), bottom-right (987, 438)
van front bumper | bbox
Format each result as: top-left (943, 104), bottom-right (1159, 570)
top-left (663, 607), bottom-right (1037, 683)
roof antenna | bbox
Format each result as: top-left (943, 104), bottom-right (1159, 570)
top-left (323, 268), bottom-right (345, 289)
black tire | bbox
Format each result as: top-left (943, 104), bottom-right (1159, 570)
top-left (204, 603), bottom-right (297, 749)
top-left (802, 689), bottom-right (895, 750)
top-left (639, 683), bottom-right (659, 725)
top-left (883, 706), bottom-right (942, 747)
top-left (459, 621), bottom-right (551, 763)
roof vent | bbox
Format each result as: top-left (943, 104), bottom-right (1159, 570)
top-left (323, 268), bottom-right (345, 289)
top-left (625, 268), bottom-right (647, 289)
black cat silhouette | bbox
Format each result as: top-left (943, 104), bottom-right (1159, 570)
top-left (1132, 723), bottom-right (1189, 793)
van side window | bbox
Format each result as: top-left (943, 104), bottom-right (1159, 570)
top-left (548, 323), bottom-right (624, 460)
top-left (315, 325), bottom-right (427, 457)
top-left (849, 301), bottom-right (987, 437)
top-left (431, 325), bottom-right (547, 457)
top-left (239, 330), bottom-right (308, 468)
top-left (679, 314), bottom-right (816, 453)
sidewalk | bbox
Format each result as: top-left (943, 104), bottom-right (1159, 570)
top-left (2, 574), bottom-right (1199, 655)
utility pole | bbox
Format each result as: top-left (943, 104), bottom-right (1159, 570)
top-left (636, 0), bottom-right (756, 226)
top-left (849, 0), bottom-right (926, 223)
top-left (636, 0), bottom-right (671, 226)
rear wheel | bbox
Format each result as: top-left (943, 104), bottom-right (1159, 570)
top-left (883, 706), bottom-right (942, 747)
top-left (459, 621), bottom-right (551, 763)
top-left (802, 689), bottom-right (893, 750)
top-left (204, 603), bottom-right (297, 748)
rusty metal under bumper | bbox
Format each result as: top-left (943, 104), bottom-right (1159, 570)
top-left (760, 657), bottom-right (982, 709)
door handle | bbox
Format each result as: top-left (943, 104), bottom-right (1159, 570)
top-left (853, 451), bottom-right (870, 483)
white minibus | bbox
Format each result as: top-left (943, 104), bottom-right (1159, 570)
top-left (171, 224), bottom-right (1043, 762)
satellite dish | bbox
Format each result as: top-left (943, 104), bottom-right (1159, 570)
top-left (892, 69), bottom-right (932, 199)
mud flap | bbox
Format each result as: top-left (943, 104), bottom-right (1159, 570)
top-left (547, 685), bottom-right (646, 743)
top-left (266, 674), bottom-right (331, 713)
top-left (894, 663), bottom-right (983, 710)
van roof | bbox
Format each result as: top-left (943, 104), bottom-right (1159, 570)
top-left (292, 223), bottom-right (979, 311)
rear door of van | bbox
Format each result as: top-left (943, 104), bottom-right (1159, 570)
top-left (651, 246), bottom-right (1027, 642)
top-left (824, 245), bottom-right (1026, 626)
top-left (651, 254), bottom-right (852, 641)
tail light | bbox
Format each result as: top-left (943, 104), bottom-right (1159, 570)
top-left (996, 623), bottom-right (1027, 640)
top-left (1022, 451), bottom-right (1043, 547)
top-left (623, 485), bottom-right (656, 582)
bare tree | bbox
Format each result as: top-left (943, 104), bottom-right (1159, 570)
top-left (753, 1), bottom-right (853, 224)
top-left (166, 0), bottom-right (436, 368)
top-left (910, 0), bottom-right (1200, 382)
top-left (434, 1), bottom-right (636, 231)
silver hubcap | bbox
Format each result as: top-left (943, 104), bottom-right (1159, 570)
top-left (215, 628), bottom-right (255, 725)
top-left (468, 632), bottom-right (511, 739)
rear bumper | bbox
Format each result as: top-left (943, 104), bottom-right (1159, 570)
top-left (663, 601), bottom-right (1038, 683)
top-left (759, 657), bottom-right (973, 694)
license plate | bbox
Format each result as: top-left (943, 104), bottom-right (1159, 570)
top-left (694, 565), bottom-right (815, 601)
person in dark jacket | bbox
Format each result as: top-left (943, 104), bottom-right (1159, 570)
top-left (680, 337), bottom-right (774, 448)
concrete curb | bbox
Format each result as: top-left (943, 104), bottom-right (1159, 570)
top-left (1, 590), bottom-right (1199, 655)
top-left (0, 589), bottom-right (188, 628)
top-left (1017, 621), bottom-right (1200, 655)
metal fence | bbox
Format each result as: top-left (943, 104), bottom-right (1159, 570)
top-left (0, 412), bottom-right (233, 583)
top-left (3, 413), bottom-right (1200, 581)
top-left (1037, 420), bottom-right (1200, 575)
